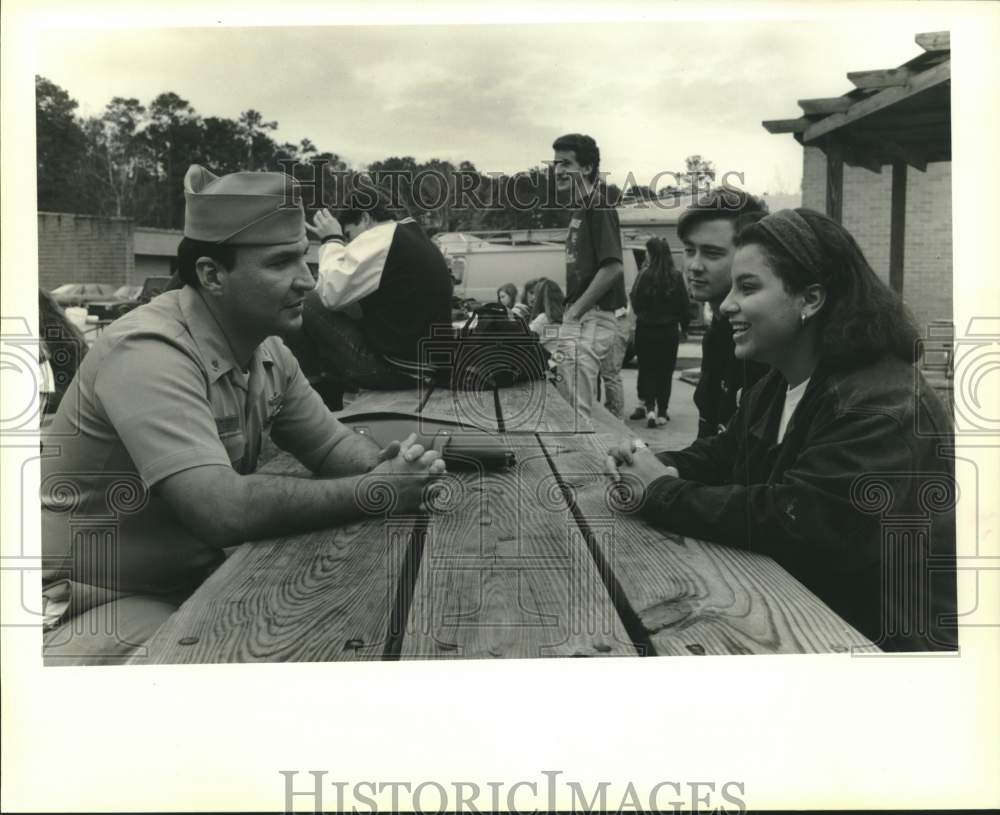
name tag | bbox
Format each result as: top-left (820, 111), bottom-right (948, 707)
top-left (215, 415), bottom-right (240, 435)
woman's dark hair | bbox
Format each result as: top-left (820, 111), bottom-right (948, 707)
top-left (38, 287), bottom-right (88, 399)
top-left (631, 237), bottom-right (683, 302)
top-left (177, 237), bottom-right (238, 288)
top-left (497, 282), bottom-right (518, 307)
top-left (529, 277), bottom-right (565, 323)
top-left (736, 208), bottom-right (921, 366)
top-left (521, 278), bottom-right (540, 305)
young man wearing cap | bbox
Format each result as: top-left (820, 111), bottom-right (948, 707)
top-left (677, 187), bottom-right (769, 438)
top-left (40, 165), bottom-right (446, 665)
top-left (298, 186), bottom-right (453, 389)
top-left (549, 133), bottom-right (627, 420)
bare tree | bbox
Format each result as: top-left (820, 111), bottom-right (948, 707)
top-left (84, 97), bottom-right (150, 217)
top-left (237, 109), bottom-right (278, 169)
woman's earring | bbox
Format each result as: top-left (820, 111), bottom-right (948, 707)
top-left (800, 313), bottom-right (807, 325)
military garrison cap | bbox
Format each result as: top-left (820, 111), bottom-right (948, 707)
top-left (183, 164), bottom-right (306, 245)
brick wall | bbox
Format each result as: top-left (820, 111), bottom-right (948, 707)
top-left (37, 212), bottom-right (135, 292)
top-left (801, 146), bottom-right (952, 331)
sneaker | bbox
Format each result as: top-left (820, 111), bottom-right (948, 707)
top-left (646, 411), bottom-right (657, 428)
top-left (656, 415), bottom-right (668, 426)
top-left (629, 406), bottom-right (647, 420)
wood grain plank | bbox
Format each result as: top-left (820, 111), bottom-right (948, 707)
top-left (400, 436), bottom-right (636, 659)
top-left (339, 385), bottom-right (497, 430)
top-left (135, 510), bottom-right (415, 664)
top-left (338, 389), bottom-right (425, 417)
top-left (541, 433), bottom-right (877, 655)
top-left (257, 447), bottom-right (311, 476)
top-left (418, 385), bottom-right (499, 430)
top-left (495, 380), bottom-right (593, 434)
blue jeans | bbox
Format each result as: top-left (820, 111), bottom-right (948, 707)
top-left (544, 309), bottom-right (619, 420)
top-left (598, 314), bottom-right (630, 419)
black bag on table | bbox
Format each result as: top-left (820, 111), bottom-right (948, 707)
top-left (430, 302), bottom-right (549, 391)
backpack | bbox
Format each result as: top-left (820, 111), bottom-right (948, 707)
top-left (431, 302), bottom-right (549, 390)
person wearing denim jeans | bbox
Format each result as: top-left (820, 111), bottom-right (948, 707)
top-left (550, 133), bottom-right (627, 420)
top-left (598, 307), bottom-right (631, 419)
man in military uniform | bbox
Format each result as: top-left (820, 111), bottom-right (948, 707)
top-left (40, 165), bottom-right (446, 665)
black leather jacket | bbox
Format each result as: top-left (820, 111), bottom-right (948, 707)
top-left (647, 354), bottom-right (957, 652)
top-left (694, 314), bottom-right (767, 438)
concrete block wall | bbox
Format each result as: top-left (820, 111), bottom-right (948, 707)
top-left (37, 212), bottom-right (134, 292)
top-left (801, 146), bottom-right (953, 332)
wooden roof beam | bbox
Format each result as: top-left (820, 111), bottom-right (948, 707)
top-left (876, 138), bottom-right (929, 172)
top-left (797, 97), bottom-right (855, 115)
top-left (847, 68), bottom-right (911, 89)
top-left (916, 31), bottom-right (950, 52)
top-left (843, 148), bottom-right (883, 174)
top-left (804, 60), bottom-right (951, 142)
top-left (762, 117), bottom-right (812, 134)
top-left (852, 135), bottom-right (929, 172)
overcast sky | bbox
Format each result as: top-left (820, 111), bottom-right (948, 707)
top-left (34, 13), bottom-right (951, 195)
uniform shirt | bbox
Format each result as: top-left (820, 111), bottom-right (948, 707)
top-left (315, 217), bottom-right (453, 362)
top-left (564, 193), bottom-right (627, 312)
top-left (41, 286), bottom-right (354, 595)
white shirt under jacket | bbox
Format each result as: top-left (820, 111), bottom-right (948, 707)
top-left (314, 219), bottom-right (412, 309)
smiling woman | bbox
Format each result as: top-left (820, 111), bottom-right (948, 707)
top-left (609, 209), bottom-right (957, 652)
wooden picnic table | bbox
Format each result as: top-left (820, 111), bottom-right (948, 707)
top-left (135, 379), bottom-right (876, 663)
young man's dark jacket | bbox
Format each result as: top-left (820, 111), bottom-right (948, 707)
top-left (695, 312), bottom-right (768, 438)
top-left (643, 354), bottom-right (957, 652)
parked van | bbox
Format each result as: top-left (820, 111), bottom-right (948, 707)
top-left (435, 231), bottom-right (650, 305)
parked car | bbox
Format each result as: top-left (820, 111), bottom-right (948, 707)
top-left (50, 282), bottom-right (119, 309)
top-left (134, 276), bottom-right (173, 304)
top-left (84, 276), bottom-right (173, 321)
top-left (86, 284), bottom-right (142, 321)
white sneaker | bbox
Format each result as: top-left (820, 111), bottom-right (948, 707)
top-left (655, 416), bottom-right (668, 426)
top-left (646, 411), bottom-right (656, 428)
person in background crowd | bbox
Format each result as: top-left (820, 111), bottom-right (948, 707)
top-left (512, 279), bottom-right (538, 322)
top-left (40, 165), bottom-right (447, 665)
top-left (526, 277), bottom-right (565, 337)
top-left (607, 209), bottom-right (956, 652)
top-left (497, 282), bottom-right (518, 312)
top-left (299, 185), bottom-right (454, 389)
top-left (679, 187), bottom-right (769, 438)
top-left (38, 287), bottom-right (89, 417)
top-left (628, 237), bottom-right (690, 427)
top-left (548, 133), bottom-right (627, 419)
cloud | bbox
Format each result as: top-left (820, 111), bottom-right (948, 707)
top-left (34, 18), bottom-right (935, 191)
